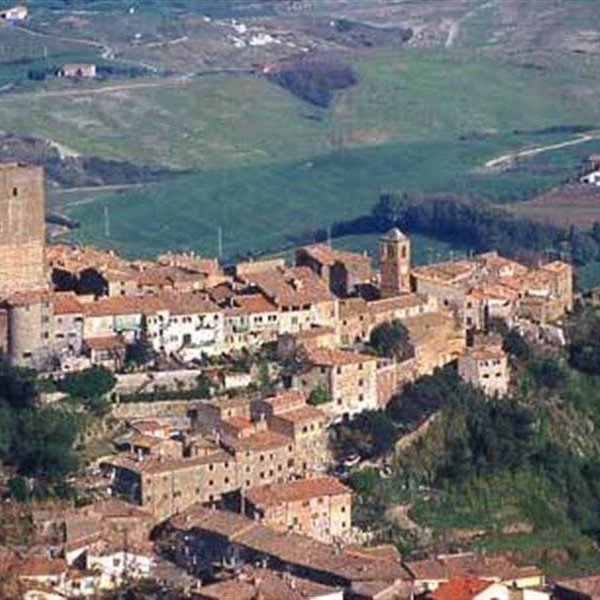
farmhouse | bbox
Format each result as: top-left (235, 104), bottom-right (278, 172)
top-left (58, 63), bottom-right (97, 79)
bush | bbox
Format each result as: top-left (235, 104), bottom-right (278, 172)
top-left (308, 386), bottom-right (330, 406)
top-left (58, 366), bottom-right (116, 399)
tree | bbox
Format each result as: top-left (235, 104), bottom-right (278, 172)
top-left (58, 366), bottom-right (116, 399)
top-left (125, 337), bottom-right (154, 367)
top-left (308, 386), bottom-right (330, 406)
top-left (369, 319), bottom-right (413, 361)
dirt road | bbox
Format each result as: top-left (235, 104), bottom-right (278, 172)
top-left (483, 132), bottom-right (599, 170)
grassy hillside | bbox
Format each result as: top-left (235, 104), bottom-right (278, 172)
top-left (4, 48), bottom-right (600, 170)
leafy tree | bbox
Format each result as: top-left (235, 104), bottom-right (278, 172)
top-left (196, 374), bottom-right (213, 399)
top-left (7, 476), bottom-right (30, 502)
top-left (349, 467), bottom-right (379, 497)
top-left (332, 410), bottom-right (397, 459)
top-left (369, 319), bottom-right (413, 361)
top-left (503, 329), bottom-right (530, 361)
top-left (11, 406), bottom-right (80, 481)
top-left (58, 366), bottom-right (116, 399)
top-left (308, 386), bottom-right (331, 406)
top-left (125, 336), bottom-right (154, 367)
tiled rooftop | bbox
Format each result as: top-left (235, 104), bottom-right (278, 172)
top-left (245, 476), bottom-right (351, 508)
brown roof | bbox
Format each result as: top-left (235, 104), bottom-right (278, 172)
top-left (195, 567), bottom-right (340, 600)
top-left (273, 405), bottom-right (325, 424)
top-left (172, 506), bottom-right (405, 584)
top-left (5, 289), bottom-right (50, 307)
top-left (106, 448), bottom-right (231, 475)
top-left (258, 389), bottom-right (306, 414)
top-left (406, 553), bottom-right (542, 583)
top-left (84, 335), bottom-right (125, 351)
top-left (52, 292), bottom-right (84, 315)
top-left (368, 294), bottom-right (429, 314)
top-left (225, 293), bottom-right (278, 316)
top-left (17, 555), bottom-right (67, 578)
top-left (245, 476), bottom-right (351, 508)
top-left (426, 577), bottom-right (491, 600)
top-left (299, 243), bottom-right (371, 268)
top-left (226, 430), bottom-right (292, 453)
top-left (241, 266), bottom-right (333, 307)
top-left (304, 347), bottom-right (376, 367)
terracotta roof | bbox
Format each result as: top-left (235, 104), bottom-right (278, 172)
top-left (426, 577), bottom-right (491, 600)
top-left (196, 567), bottom-right (340, 600)
top-left (258, 389), bottom-right (306, 414)
top-left (245, 476), bottom-right (351, 508)
top-left (367, 294), bottom-right (429, 314)
top-left (299, 243), bottom-right (371, 268)
top-left (172, 506), bottom-right (405, 584)
top-left (52, 292), bottom-right (84, 315)
top-left (273, 405), bottom-right (325, 424)
top-left (225, 293), bottom-right (278, 316)
top-left (17, 555), bottom-right (67, 578)
top-left (5, 289), bottom-right (50, 307)
top-left (156, 252), bottom-right (221, 275)
top-left (226, 430), bottom-right (292, 453)
top-left (304, 347), bottom-right (376, 367)
top-left (407, 552), bottom-right (541, 583)
top-left (241, 266), bottom-right (333, 307)
top-left (84, 335), bottom-right (125, 351)
top-left (105, 448), bottom-right (231, 475)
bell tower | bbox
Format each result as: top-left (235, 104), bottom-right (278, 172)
top-left (379, 228), bottom-right (410, 298)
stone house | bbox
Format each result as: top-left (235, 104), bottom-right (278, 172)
top-left (458, 338), bottom-right (509, 397)
top-left (52, 292), bottom-right (84, 358)
top-left (244, 476), bottom-right (352, 543)
top-left (295, 243), bottom-right (373, 297)
top-left (294, 348), bottom-right (379, 422)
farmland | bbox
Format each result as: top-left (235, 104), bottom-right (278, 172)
top-left (59, 132), bottom-right (600, 260)
top-left (1, 1), bottom-right (600, 272)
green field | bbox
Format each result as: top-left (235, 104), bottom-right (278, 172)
top-left (59, 132), bottom-right (600, 259)
top-left (4, 48), bottom-right (600, 170)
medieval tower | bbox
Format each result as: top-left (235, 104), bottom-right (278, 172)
top-left (379, 227), bottom-right (411, 298)
top-left (0, 163), bottom-right (46, 294)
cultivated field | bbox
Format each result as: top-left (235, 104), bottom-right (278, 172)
top-left (510, 185), bottom-right (600, 229)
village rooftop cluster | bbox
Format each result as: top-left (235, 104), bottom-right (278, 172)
top-left (0, 162), bottom-right (578, 599)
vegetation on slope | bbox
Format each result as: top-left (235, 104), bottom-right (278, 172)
top-left (345, 308), bottom-right (600, 574)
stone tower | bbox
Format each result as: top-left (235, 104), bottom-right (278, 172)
top-left (0, 163), bottom-right (46, 295)
top-left (379, 227), bottom-right (410, 298)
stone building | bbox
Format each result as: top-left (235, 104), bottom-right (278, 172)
top-left (244, 476), bottom-right (352, 543)
top-left (106, 391), bottom-right (329, 520)
top-left (411, 252), bottom-right (573, 331)
top-left (379, 228), bottom-right (411, 298)
top-left (294, 348), bottom-right (379, 421)
top-left (296, 243), bottom-right (373, 297)
top-left (0, 163), bottom-right (46, 295)
top-left (5, 291), bottom-right (54, 368)
top-left (237, 265), bottom-right (338, 335)
top-left (458, 337), bottom-right (509, 397)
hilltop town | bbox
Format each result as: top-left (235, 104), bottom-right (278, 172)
top-left (0, 162), bottom-right (594, 600)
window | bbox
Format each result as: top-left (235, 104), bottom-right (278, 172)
top-left (359, 394), bottom-right (364, 402)
top-left (358, 379), bottom-right (364, 387)
top-left (224, 477), bottom-right (230, 484)
top-left (260, 472), bottom-right (265, 479)
top-left (12, 187), bottom-right (17, 197)
top-left (208, 480), bottom-right (214, 486)
top-left (341, 506), bottom-right (346, 512)
top-left (336, 366), bottom-right (342, 374)
top-left (358, 363), bottom-right (363, 371)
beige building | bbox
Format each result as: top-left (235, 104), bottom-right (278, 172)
top-left (458, 339), bottom-right (509, 397)
top-left (411, 252), bottom-right (573, 330)
top-left (295, 348), bottom-right (379, 421)
top-left (244, 476), bottom-right (352, 543)
top-left (296, 243), bottom-right (373, 297)
top-left (107, 390), bottom-right (329, 520)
